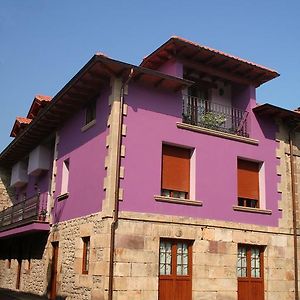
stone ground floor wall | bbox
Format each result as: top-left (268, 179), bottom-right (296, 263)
top-left (0, 211), bottom-right (299, 300)
top-left (113, 212), bottom-right (300, 300)
top-left (0, 213), bottom-right (111, 300)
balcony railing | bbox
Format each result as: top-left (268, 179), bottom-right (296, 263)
top-left (182, 95), bottom-right (249, 137)
top-left (0, 194), bottom-right (47, 232)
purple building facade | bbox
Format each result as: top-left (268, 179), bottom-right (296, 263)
top-left (0, 37), bottom-right (299, 300)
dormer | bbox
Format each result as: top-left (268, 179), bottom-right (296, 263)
top-left (141, 36), bottom-right (279, 138)
top-left (27, 94), bottom-right (52, 119)
top-left (10, 117), bottom-right (32, 137)
top-left (10, 95), bottom-right (52, 138)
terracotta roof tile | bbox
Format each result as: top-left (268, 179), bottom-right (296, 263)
top-left (16, 117), bottom-right (32, 124)
top-left (35, 95), bottom-right (52, 102)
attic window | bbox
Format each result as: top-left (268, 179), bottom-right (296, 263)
top-left (85, 99), bottom-right (96, 125)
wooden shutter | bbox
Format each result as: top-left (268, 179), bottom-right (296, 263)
top-left (162, 145), bottom-right (190, 193)
top-left (238, 160), bottom-right (259, 200)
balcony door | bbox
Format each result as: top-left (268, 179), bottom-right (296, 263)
top-left (237, 245), bottom-right (264, 300)
top-left (187, 85), bottom-right (210, 125)
top-left (159, 240), bottom-right (192, 300)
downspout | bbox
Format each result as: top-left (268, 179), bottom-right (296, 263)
top-left (108, 68), bottom-right (134, 300)
top-left (289, 124), bottom-right (300, 300)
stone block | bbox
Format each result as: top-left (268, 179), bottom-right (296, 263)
top-left (114, 262), bottom-right (131, 277)
top-left (214, 228), bottom-right (233, 242)
top-left (79, 223), bottom-right (93, 237)
top-left (91, 289), bottom-right (105, 300)
top-left (115, 234), bottom-right (144, 250)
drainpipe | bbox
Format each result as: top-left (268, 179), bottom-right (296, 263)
top-left (289, 124), bottom-right (300, 300)
top-left (108, 68), bottom-right (134, 300)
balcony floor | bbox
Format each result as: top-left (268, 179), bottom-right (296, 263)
top-left (0, 222), bottom-right (49, 239)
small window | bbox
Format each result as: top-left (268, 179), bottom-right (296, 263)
top-left (82, 237), bottom-right (90, 274)
top-left (85, 99), bottom-right (96, 125)
top-left (161, 144), bottom-right (191, 199)
top-left (61, 159), bottom-right (70, 196)
top-left (7, 258), bottom-right (11, 269)
top-left (237, 159), bottom-right (260, 208)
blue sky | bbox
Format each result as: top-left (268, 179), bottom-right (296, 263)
top-left (0, 1), bottom-right (299, 151)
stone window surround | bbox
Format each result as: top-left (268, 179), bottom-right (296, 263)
top-left (177, 122), bottom-right (259, 145)
top-left (154, 195), bottom-right (203, 206)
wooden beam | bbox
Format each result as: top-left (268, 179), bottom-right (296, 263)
top-left (201, 54), bottom-right (216, 64)
top-left (133, 73), bottom-right (144, 82)
top-left (98, 61), bottom-right (117, 76)
top-left (179, 58), bottom-right (252, 86)
top-left (212, 59), bottom-right (228, 68)
top-left (154, 78), bottom-right (165, 88)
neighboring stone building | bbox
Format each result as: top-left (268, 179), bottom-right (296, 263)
top-left (0, 37), bottom-right (299, 300)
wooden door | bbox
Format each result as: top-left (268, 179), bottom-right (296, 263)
top-left (237, 245), bottom-right (264, 300)
top-left (16, 259), bottom-right (22, 289)
top-left (50, 242), bottom-right (59, 300)
top-left (159, 240), bottom-right (192, 300)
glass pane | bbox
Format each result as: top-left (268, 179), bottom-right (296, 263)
top-left (237, 246), bottom-right (247, 277)
top-left (251, 247), bottom-right (261, 278)
top-left (159, 241), bottom-right (172, 275)
top-left (177, 242), bottom-right (189, 275)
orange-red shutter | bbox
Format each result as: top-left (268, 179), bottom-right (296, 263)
top-left (162, 145), bottom-right (190, 193)
top-left (238, 160), bottom-right (259, 200)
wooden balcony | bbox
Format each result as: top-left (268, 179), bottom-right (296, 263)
top-left (182, 95), bottom-right (249, 137)
top-left (0, 195), bottom-right (48, 232)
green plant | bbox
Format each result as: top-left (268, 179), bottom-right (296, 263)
top-left (200, 112), bottom-right (226, 128)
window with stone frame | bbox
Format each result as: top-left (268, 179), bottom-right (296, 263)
top-left (82, 236), bottom-right (90, 274)
top-left (237, 159), bottom-right (261, 208)
top-left (161, 144), bottom-right (191, 199)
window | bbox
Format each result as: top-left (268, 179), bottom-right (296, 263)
top-left (159, 239), bottom-right (192, 300)
top-left (85, 99), bottom-right (96, 125)
top-left (237, 245), bottom-right (264, 300)
top-left (161, 144), bottom-right (191, 199)
top-left (60, 159), bottom-right (70, 196)
top-left (82, 237), bottom-right (90, 274)
top-left (237, 159), bottom-right (260, 208)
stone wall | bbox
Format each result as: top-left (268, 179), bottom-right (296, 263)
top-left (0, 167), bottom-right (14, 210)
top-left (0, 213), bottom-right (111, 300)
top-left (112, 213), bottom-right (298, 300)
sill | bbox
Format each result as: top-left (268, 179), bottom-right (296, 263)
top-left (233, 205), bottom-right (272, 215)
top-left (177, 122), bottom-right (259, 145)
top-left (57, 192), bottom-right (69, 201)
top-left (154, 195), bottom-right (203, 206)
top-left (81, 119), bottom-right (96, 132)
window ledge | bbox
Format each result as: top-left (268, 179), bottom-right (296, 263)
top-left (177, 122), bottom-right (259, 145)
top-left (154, 195), bottom-right (203, 206)
top-left (57, 192), bottom-right (69, 201)
top-left (233, 205), bottom-right (272, 215)
top-left (81, 120), bottom-right (96, 132)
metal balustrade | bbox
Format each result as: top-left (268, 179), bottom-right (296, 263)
top-left (0, 194), bottom-right (47, 232)
top-left (182, 95), bottom-right (249, 137)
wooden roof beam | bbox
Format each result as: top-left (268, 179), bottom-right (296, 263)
top-left (179, 58), bottom-right (252, 86)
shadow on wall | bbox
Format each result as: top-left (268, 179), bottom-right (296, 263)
top-left (255, 115), bottom-right (277, 141)
top-left (0, 288), bottom-right (66, 299)
top-left (0, 233), bottom-right (48, 260)
top-left (0, 167), bottom-right (15, 208)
